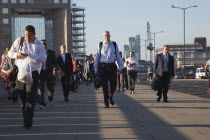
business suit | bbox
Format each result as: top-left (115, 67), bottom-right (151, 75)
top-left (38, 49), bottom-right (56, 106)
top-left (155, 53), bottom-right (175, 102)
top-left (57, 53), bottom-right (73, 101)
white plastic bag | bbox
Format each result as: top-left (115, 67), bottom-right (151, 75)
top-left (17, 57), bottom-right (33, 83)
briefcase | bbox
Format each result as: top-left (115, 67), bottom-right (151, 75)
top-left (151, 78), bottom-right (158, 91)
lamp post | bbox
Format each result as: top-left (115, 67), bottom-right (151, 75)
top-left (140, 39), bottom-right (153, 62)
top-left (171, 5), bottom-right (197, 69)
top-left (150, 31), bottom-right (163, 63)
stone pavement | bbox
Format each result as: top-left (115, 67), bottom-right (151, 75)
top-left (0, 82), bottom-right (210, 140)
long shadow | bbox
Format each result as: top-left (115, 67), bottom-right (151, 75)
top-left (115, 93), bottom-right (190, 140)
top-left (0, 82), bottom-right (101, 140)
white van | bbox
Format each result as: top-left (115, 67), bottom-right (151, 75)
top-left (195, 68), bottom-right (206, 79)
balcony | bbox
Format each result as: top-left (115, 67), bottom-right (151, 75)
top-left (72, 38), bottom-right (86, 42)
top-left (72, 7), bottom-right (85, 12)
top-left (72, 26), bottom-right (85, 30)
top-left (72, 31), bottom-right (86, 36)
top-left (72, 19), bottom-right (85, 24)
top-left (73, 44), bottom-right (86, 48)
top-left (73, 50), bottom-right (86, 54)
top-left (72, 13), bottom-right (85, 18)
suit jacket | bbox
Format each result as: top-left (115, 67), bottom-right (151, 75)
top-left (57, 53), bottom-right (73, 76)
top-left (45, 49), bottom-right (56, 72)
top-left (155, 53), bottom-right (175, 78)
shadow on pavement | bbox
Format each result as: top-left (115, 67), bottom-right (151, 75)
top-left (0, 83), bottom-right (101, 140)
top-left (114, 92), bottom-right (190, 140)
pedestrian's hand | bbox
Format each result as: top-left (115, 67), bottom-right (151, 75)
top-left (94, 72), bottom-right (97, 75)
top-left (17, 53), bottom-right (27, 58)
top-left (53, 70), bottom-right (57, 76)
top-left (119, 70), bottom-right (122, 74)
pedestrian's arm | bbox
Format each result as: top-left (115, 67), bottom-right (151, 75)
top-left (8, 38), bottom-right (20, 59)
top-left (94, 45), bottom-right (100, 72)
top-left (204, 63), bottom-right (208, 73)
top-left (29, 43), bottom-right (46, 64)
top-left (115, 44), bottom-right (124, 70)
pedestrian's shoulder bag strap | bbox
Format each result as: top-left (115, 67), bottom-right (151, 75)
top-left (99, 41), bottom-right (117, 60)
top-left (18, 37), bottom-right (25, 52)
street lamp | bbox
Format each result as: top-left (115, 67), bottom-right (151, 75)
top-left (171, 5), bottom-right (197, 69)
top-left (150, 31), bottom-right (164, 63)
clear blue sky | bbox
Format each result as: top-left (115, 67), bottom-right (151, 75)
top-left (74, 0), bottom-right (210, 58)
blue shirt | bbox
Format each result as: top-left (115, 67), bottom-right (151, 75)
top-left (61, 53), bottom-right (66, 63)
top-left (163, 53), bottom-right (168, 72)
top-left (94, 41), bottom-right (124, 72)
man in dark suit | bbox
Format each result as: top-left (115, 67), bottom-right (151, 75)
top-left (57, 44), bottom-right (73, 102)
top-left (38, 39), bottom-right (57, 108)
top-left (155, 45), bottom-right (175, 103)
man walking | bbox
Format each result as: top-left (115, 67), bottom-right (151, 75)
top-left (8, 25), bottom-right (46, 129)
top-left (155, 45), bottom-right (175, 103)
top-left (38, 39), bottom-right (57, 108)
top-left (57, 44), bottom-right (73, 102)
top-left (125, 51), bottom-right (139, 94)
top-left (204, 59), bottom-right (210, 93)
top-left (94, 31), bottom-right (124, 108)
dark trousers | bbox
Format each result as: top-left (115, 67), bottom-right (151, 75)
top-left (100, 63), bottom-right (117, 106)
top-left (61, 75), bottom-right (71, 100)
top-left (157, 72), bottom-right (170, 100)
top-left (117, 71), bottom-right (124, 91)
top-left (123, 68), bottom-right (128, 89)
top-left (127, 70), bottom-right (137, 91)
top-left (148, 73), bottom-right (153, 80)
top-left (16, 71), bottom-right (39, 124)
top-left (38, 70), bottom-right (54, 105)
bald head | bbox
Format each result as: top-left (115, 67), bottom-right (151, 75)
top-left (103, 31), bottom-right (111, 43)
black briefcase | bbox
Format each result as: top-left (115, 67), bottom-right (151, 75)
top-left (151, 78), bottom-right (158, 91)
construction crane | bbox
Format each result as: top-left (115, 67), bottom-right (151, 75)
top-left (147, 22), bottom-right (154, 62)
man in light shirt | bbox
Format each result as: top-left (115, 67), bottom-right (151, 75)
top-left (94, 31), bottom-right (124, 108)
top-left (8, 25), bottom-right (46, 129)
top-left (125, 51), bottom-right (139, 94)
top-left (204, 60), bottom-right (210, 92)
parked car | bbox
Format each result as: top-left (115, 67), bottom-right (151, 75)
top-left (175, 72), bottom-right (184, 79)
top-left (196, 68), bottom-right (207, 79)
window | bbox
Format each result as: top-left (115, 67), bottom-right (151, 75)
top-left (3, 18), bottom-right (9, 24)
top-left (2, 0), bottom-right (8, 3)
top-left (20, 0), bottom-right (25, 3)
top-left (62, 0), bottom-right (68, 3)
top-left (2, 8), bottom-right (8, 14)
top-left (11, 0), bottom-right (17, 3)
top-left (3, 28), bottom-right (9, 34)
top-left (46, 0), bottom-right (51, 3)
top-left (28, 0), bottom-right (34, 3)
top-left (54, 0), bottom-right (59, 3)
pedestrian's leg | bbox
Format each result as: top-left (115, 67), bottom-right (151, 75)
top-left (46, 74), bottom-right (54, 102)
top-left (101, 65), bottom-right (109, 107)
top-left (38, 72), bottom-right (46, 106)
top-left (162, 72), bottom-right (169, 102)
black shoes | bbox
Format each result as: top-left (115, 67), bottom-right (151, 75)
top-left (23, 121), bottom-right (33, 129)
top-left (109, 98), bottom-right (114, 105)
top-left (163, 100), bottom-right (169, 103)
top-left (157, 97), bottom-right (161, 102)
top-left (64, 99), bottom-right (69, 102)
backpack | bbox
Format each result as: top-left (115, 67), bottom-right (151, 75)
top-left (0, 37), bottom-right (24, 83)
top-left (99, 41), bottom-right (117, 59)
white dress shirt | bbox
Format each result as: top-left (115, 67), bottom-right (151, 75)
top-left (125, 57), bottom-right (139, 70)
top-left (8, 37), bottom-right (46, 72)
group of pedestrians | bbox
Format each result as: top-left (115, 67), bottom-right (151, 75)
top-left (2, 24), bottom-right (176, 130)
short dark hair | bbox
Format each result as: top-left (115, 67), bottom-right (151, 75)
top-left (25, 25), bottom-right (36, 35)
top-left (130, 51), bottom-right (134, 54)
